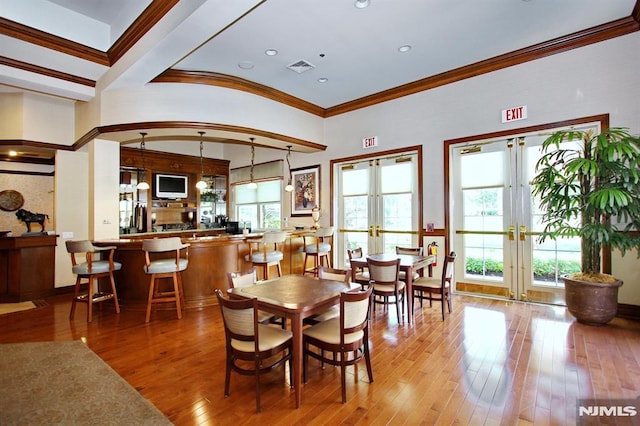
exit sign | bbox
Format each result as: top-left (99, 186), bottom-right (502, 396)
top-left (363, 136), bottom-right (378, 149)
top-left (501, 105), bottom-right (528, 123)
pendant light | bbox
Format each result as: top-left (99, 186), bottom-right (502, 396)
top-left (284, 145), bottom-right (294, 192)
top-left (195, 131), bottom-right (208, 190)
top-left (248, 137), bottom-right (258, 189)
top-left (136, 132), bottom-right (150, 190)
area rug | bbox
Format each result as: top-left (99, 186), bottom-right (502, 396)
top-left (0, 301), bottom-right (36, 316)
top-left (0, 341), bottom-right (172, 425)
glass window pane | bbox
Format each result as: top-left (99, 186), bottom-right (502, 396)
top-left (342, 168), bottom-right (368, 195)
top-left (461, 151), bottom-right (504, 188)
top-left (381, 163), bottom-right (412, 193)
top-left (257, 180), bottom-right (281, 202)
top-left (235, 184), bottom-right (257, 204)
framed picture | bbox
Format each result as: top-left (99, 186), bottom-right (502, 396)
top-left (290, 165), bottom-right (320, 216)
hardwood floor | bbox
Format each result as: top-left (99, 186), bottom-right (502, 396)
top-left (1, 291), bottom-right (639, 425)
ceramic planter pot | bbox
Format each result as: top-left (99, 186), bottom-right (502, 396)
top-left (563, 275), bottom-right (623, 326)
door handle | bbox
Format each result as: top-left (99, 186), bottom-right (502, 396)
top-left (508, 226), bottom-right (515, 241)
top-left (519, 225), bottom-right (526, 241)
top-left (369, 225), bottom-right (374, 237)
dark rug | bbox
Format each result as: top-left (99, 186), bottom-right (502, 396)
top-left (0, 340), bottom-right (172, 425)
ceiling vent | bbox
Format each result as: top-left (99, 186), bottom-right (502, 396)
top-left (287, 59), bottom-right (315, 74)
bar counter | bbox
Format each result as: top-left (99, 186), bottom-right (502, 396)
top-left (95, 230), bottom-right (309, 309)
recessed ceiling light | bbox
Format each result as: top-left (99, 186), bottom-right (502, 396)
top-left (398, 45), bottom-right (412, 53)
top-left (8, 150), bottom-right (17, 156)
top-left (265, 49), bottom-right (278, 56)
top-left (318, 78), bottom-right (328, 83)
top-left (354, 0), bottom-right (370, 8)
top-left (238, 61), bottom-right (254, 69)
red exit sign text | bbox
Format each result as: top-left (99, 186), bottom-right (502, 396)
top-left (501, 105), bottom-right (528, 123)
top-left (362, 136), bottom-right (379, 149)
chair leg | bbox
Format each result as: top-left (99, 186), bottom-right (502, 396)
top-left (341, 352), bottom-right (347, 403)
top-left (109, 272), bottom-right (120, 314)
top-left (255, 360), bottom-right (261, 413)
top-left (364, 339), bottom-right (374, 383)
top-left (395, 291), bottom-right (401, 324)
top-left (173, 272), bottom-right (182, 320)
top-left (69, 276), bottom-right (81, 320)
top-left (87, 277), bottom-right (95, 323)
top-left (145, 275), bottom-right (156, 323)
top-left (177, 272), bottom-right (186, 311)
top-left (276, 261), bottom-right (282, 277)
top-left (224, 348), bottom-right (232, 397)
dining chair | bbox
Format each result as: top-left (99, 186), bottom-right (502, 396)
top-left (412, 251), bottom-right (457, 320)
top-left (142, 237), bottom-right (190, 323)
top-left (367, 257), bottom-right (404, 323)
top-left (395, 246), bottom-right (423, 282)
top-left (304, 266), bottom-right (352, 324)
top-left (303, 285), bottom-right (374, 403)
top-left (215, 289), bottom-right (293, 413)
top-left (245, 231), bottom-right (287, 280)
top-left (302, 226), bottom-right (334, 276)
top-left (65, 240), bottom-right (121, 322)
top-left (227, 267), bottom-right (285, 328)
top-left (347, 247), bottom-right (370, 288)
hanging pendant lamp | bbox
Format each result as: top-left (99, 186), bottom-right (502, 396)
top-left (136, 132), bottom-right (150, 190)
top-left (195, 131), bottom-right (208, 190)
top-left (284, 145), bottom-right (294, 192)
top-left (248, 137), bottom-right (258, 189)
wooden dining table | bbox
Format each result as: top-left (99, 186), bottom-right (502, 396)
top-left (228, 274), bottom-right (356, 408)
top-left (349, 253), bottom-right (435, 325)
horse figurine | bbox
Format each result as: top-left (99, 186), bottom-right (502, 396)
top-left (15, 208), bottom-right (49, 233)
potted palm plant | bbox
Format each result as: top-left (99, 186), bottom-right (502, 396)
top-left (531, 127), bottom-right (640, 325)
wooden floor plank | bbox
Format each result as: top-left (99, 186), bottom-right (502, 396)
top-left (1, 292), bottom-right (639, 425)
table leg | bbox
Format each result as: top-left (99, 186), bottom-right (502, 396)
top-left (406, 267), bottom-right (413, 325)
top-left (291, 313), bottom-right (302, 408)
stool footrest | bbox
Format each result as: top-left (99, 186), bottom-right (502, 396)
top-left (76, 292), bottom-right (115, 303)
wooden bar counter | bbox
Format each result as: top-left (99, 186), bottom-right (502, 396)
top-left (95, 230), bottom-right (309, 309)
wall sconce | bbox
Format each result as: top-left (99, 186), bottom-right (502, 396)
top-left (195, 131), bottom-right (208, 190)
top-left (284, 145), bottom-right (294, 192)
top-left (136, 132), bottom-right (150, 190)
top-left (248, 137), bottom-right (258, 189)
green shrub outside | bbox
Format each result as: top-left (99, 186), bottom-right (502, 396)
top-left (465, 257), bottom-right (580, 279)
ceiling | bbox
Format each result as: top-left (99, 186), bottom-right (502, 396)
top-left (1, 0), bottom-right (639, 158)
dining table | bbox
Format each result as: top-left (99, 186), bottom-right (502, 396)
top-left (349, 253), bottom-right (435, 325)
top-left (228, 274), bottom-right (356, 408)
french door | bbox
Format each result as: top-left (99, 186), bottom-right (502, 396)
top-left (334, 150), bottom-right (420, 267)
top-left (449, 123), bottom-right (598, 304)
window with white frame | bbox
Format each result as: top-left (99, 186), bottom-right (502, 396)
top-left (235, 179), bottom-right (282, 230)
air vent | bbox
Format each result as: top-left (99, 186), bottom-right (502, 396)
top-left (287, 59), bottom-right (315, 74)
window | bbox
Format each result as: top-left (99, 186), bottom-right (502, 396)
top-left (234, 180), bottom-right (281, 229)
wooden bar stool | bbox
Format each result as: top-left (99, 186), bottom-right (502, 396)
top-left (302, 226), bottom-right (334, 276)
top-left (142, 237), bottom-right (190, 323)
top-left (65, 240), bottom-right (121, 322)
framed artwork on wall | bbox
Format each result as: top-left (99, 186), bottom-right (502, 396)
top-left (290, 165), bottom-right (320, 216)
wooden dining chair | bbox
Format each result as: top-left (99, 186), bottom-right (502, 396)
top-left (215, 289), bottom-right (293, 413)
top-left (367, 257), bottom-right (404, 323)
top-left (395, 246), bottom-right (423, 282)
top-left (303, 285), bottom-right (374, 403)
top-left (66, 240), bottom-right (121, 322)
top-left (245, 231), bottom-right (287, 280)
top-left (347, 246), bottom-right (370, 288)
top-left (412, 251), bottom-right (457, 320)
top-left (304, 266), bottom-right (352, 324)
top-left (227, 267), bottom-right (285, 328)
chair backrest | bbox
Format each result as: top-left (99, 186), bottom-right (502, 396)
top-left (318, 266), bottom-right (351, 284)
top-left (347, 247), bottom-right (364, 261)
top-left (65, 240), bottom-right (96, 254)
top-left (227, 267), bottom-right (258, 289)
top-left (142, 237), bottom-right (189, 253)
top-left (315, 226), bottom-right (334, 239)
top-left (395, 246), bottom-right (423, 256)
top-left (215, 289), bottom-right (257, 344)
top-left (367, 257), bottom-right (401, 284)
top-left (262, 231), bottom-right (287, 245)
top-left (340, 286), bottom-right (373, 339)
top-left (441, 251), bottom-right (457, 288)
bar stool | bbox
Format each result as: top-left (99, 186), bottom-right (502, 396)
top-left (302, 226), bottom-right (334, 276)
top-left (245, 231), bottom-right (287, 280)
top-left (142, 237), bottom-right (190, 323)
top-left (65, 240), bottom-right (121, 322)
